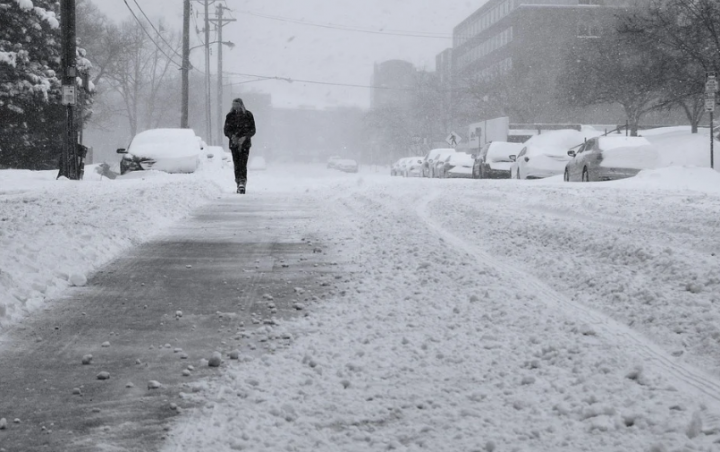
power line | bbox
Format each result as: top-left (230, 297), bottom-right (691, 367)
top-left (190, 3), bottom-right (205, 45)
top-left (131, 0), bottom-right (184, 61)
top-left (238, 10), bottom-right (454, 39)
top-left (122, 0), bottom-right (182, 68)
top-left (224, 71), bottom-right (415, 90)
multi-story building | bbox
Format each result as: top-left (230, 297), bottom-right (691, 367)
top-left (371, 60), bottom-right (416, 110)
top-left (436, 49), bottom-right (453, 87)
top-left (448, 0), bottom-right (637, 125)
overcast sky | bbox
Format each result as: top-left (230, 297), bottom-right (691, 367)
top-left (94, 0), bottom-right (482, 110)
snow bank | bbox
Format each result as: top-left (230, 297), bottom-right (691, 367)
top-left (0, 165), bottom-right (223, 329)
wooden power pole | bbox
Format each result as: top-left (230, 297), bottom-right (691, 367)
top-left (181, 0), bottom-right (190, 128)
top-left (59, 0), bottom-right (79, 180)
top-left (203, 0), bottom-right (212, 143)
top-left (210, 4), bottom-right (235, 146)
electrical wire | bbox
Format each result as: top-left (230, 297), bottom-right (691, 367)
top-left (131, 0), bottom-right (184, 60)
top-left (238, 9), bottom-right (454, 40)
top-left (190, 4), bottom-right (205, 45)
top-left (122, 0), bottom-right (182, 68)
top-left (224, 71), bottom-right (414, 90)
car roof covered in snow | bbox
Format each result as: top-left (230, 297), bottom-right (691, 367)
top-left (128, 128), bottom-right (203, 159)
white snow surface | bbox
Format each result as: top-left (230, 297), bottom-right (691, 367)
top-left (12, 0), bottom-right (59, 28)
top-left (4, 130), bottom-right (720, 450)
top-left (0, 51), bottom-right (17, 67)
top-left (13, 0), bottom-right (33, 10)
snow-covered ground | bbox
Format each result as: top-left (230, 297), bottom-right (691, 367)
top-left (3, 128), bottom-right (720, 450)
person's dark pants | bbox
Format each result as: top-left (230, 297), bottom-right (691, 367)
top-left (230, 141), bottom-right (251, 186)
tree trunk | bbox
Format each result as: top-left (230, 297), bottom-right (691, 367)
top-left (679, 97), bottom-right (705, 134)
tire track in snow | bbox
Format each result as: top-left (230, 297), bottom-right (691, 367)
top-left (415, 193), bottom-right (720, 408)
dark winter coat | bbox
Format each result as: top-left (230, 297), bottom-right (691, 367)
top-left (224, 110), bottom-right (256, 147)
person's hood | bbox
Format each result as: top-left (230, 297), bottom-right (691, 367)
top-left (232, 99), bottom-right (246, 113)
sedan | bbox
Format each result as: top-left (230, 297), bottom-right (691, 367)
top-left (402, 157), bottom-right (424, 177)
top-left (391, 158), bottom-right (404, 176)
top-left (335, 159), bottom-right (359, 173)
top-left (564, 136), bottom-right (657, 182)
top-left (509, 145), bottom-right (571, 179)
top-left (422, 148), bottom-right (456, 177)
top-left (440, 152), bottom-right (474, 178)
top-left (117, 128), bottom-right (203, 175)
top-left (473, 141), bottom-right (523, 179)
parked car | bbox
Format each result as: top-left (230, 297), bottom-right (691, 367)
top-left (200, 145), bottom-right (228, 170)
top-left (564, 136), bottom-right (656, 182)
top-left (391, 158), bottom-right (403, 176)
top-left (403, 156), bottom-right (424, 177)
top-left (116, 128), bottom-right (203, 175)
top-left (422, 148), bottom-right (456, 178)
top-left (473, 141), bottom-right (523, 179)
top-left (327, 155), bottom-right (342, 169)
top-left (509, 130), bottom-right (598, 180)
top-left (335, 159), bottom-right (359, 173)
top-left (440, 152), bottom-right (474, 178)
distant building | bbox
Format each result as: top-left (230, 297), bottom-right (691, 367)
top-left (448, 0), bottom-right (640, 125)
top-left (436, 49), bottom-right (453, 87)
top-left (371, 60), bottom-right (416, 110)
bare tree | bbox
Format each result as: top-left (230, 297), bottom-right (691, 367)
top-left (621, 0), bottom-right (720, 132)
top-left (410, 71), bottom-right (446, 146)
top-left (89, 16), bottom-right (182, 137)
top-left (558, 13), bottom-right (673, 136)
top-left (365, 71), bottom-right (450, 161)
top-left (364, 105), bottom-right (415, 163)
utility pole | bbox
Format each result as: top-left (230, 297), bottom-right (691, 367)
top-left (204, 0), bottom-right (212, 144)
top-left (210, 4), bottom-right (235, 146)
top-left (59, 0), bottom-right (79, 180)
top-left (190, 1), bottom-right (216, 140)
top-left (181, 0), bottom-right (190, 128)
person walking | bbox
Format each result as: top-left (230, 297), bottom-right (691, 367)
top-left (223, 98), bottom-right (256, 194)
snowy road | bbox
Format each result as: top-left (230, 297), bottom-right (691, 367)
top-left (162, 167), bottom-right (720, 451)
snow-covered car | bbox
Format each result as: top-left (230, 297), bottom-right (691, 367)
top-left (335, 159), bottom-right (359, 173)
top-left (116, 128), bottom-right (203, 175)
top-left (564, 136), bottom-right (657, 182)
top-left (327, 155), bottom-right (342, 169)
top-left (473, 141), bottom-right (524, 179)
top-left (248, 156), bottom-right (267, 171)
top-left (509, 129), bottom-right (597, 180)
top-left (440, 152), bottom-right (474, 178)
top-left (391, 158), bottom-right (405, 176)
top-left (402, 156), bottom-right (424, 177)
top-left (423, 148), bottom-right (456, 178)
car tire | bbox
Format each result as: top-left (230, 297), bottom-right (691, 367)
top-left (582, 167), bottom-right (589, 182)
top-left (564, 169), bottom-right (570, 182)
